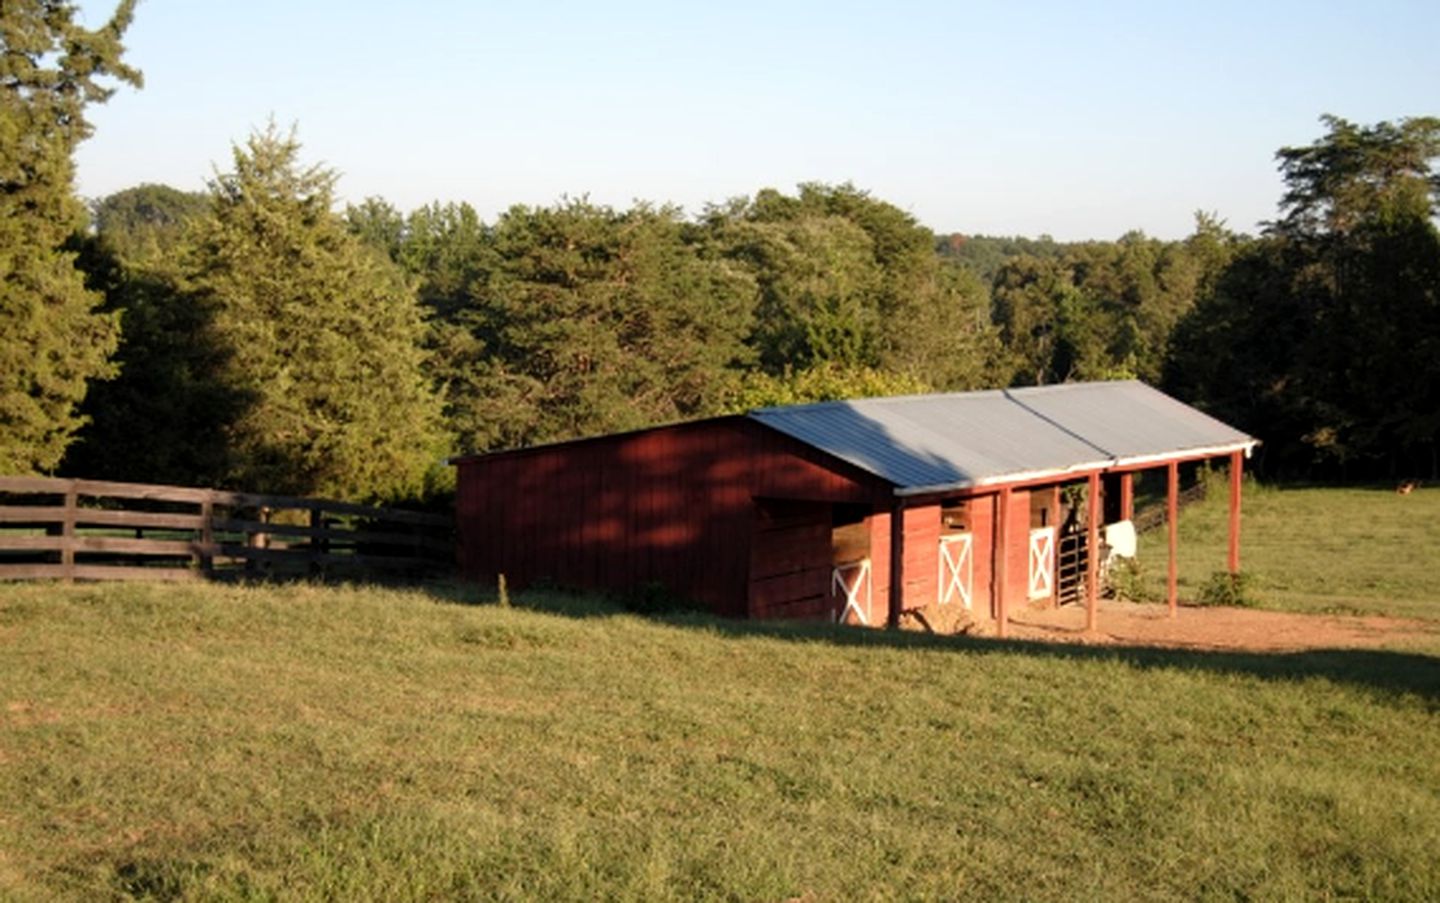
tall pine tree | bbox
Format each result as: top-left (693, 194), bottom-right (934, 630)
top-left (189, 125), bottom-right (445, 501)
top-left (0, 1), bottom-right (140, 472)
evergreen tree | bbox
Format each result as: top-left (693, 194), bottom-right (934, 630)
top-left (0, 0), bottom-right (140, 472)
top-left (440, 199), bottom-right (755, 452)
top-left (189, 125), bottom-right (445, 501)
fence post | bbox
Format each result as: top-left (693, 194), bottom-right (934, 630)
top-left (309, 505), bottom-right (327, 578)
top-left (61, 481), bottom-right (77, 582)
top-left (246, 505), bottom-right (270, 575)
top-left (199, 492), bottom-right (214, 575)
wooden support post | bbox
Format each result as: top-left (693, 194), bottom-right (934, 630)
top-left (887, 499), bottom-right (904, 630)
top-left (1167, 461), bottom-right (1179, 618)
top-left (1119, 472), bottom-right (1134, 521)
top-left (1228, 450), bottom-right (1243, 575)
top-left (996, 487), bottom-right (1010, 639)
top-left (1086, 472), bottom-right (1100, 632)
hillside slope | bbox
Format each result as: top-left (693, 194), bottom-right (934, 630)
top-left (2, 582), bottom-right (1438, 900)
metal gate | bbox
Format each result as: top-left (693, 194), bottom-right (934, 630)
top-left (938, 533), bottom-right (973, 609)
top-left (1056, 530), bottom-right (1089, 607)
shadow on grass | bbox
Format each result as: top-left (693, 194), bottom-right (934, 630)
top-left (434, 582), bottom-right (1440, 707)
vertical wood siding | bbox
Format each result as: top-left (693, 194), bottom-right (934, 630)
top-left (968, 494), bottom-right (996, 619)
top-left (899, 504), bottom-right (942, 611)
top-left (1002, 489), bottom-right (1032, 615)
top-left (457, 418), bottom-right (886, 618)
top-left (456, 418), bottom-right (1144, 625)
top-left (866, 509), bottom-right (893, 625)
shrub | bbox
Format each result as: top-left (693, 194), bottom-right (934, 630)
top-left (1195, 570), bottom-right (1259, 608)
top-left (1105, 557), bottom-right (1157, 602)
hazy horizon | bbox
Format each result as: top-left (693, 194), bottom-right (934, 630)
top-left (73, 0), bottom-right (1438, 242)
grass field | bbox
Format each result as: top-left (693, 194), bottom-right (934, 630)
top-left (3, 574), bottom-right (1439, 900)
top-left (1137, 481), bottom-right (1440, 621)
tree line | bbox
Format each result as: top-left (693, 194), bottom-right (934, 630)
top-left (5, 3), bottom-right (1438, 503)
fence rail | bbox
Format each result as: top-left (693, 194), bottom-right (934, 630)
top-left (0, 476), bottom-right (453, 582)
top-left (1132, 481), bottom-right (1209, 534)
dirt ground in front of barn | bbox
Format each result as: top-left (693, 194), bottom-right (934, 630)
top-left (950, 599), bottom-right (1440, 652)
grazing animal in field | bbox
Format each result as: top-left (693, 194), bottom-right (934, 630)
top-left (1396, 481), bottom-right (1419, 495)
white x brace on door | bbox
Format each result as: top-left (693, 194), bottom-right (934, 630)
top-left (1028, 526), bottom-right (1056, 599)
top-left (831, 559), bottom-right (872, 625)
top-left (938, 533), bottom-right (973, 609)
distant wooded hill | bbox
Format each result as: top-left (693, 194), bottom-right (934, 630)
top-left (936, 233), bottom-right (1073, 282)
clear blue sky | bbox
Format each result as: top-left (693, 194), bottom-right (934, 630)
top-left (74, 0), bottom-right (1438, 241)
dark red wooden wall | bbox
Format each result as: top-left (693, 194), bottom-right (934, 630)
top-left (747, 499), bottom-right (832, 620)
top-left (455, 417), bottom-right (889, 617)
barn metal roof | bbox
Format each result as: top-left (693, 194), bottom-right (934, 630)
top-left (749, 380), bottom-right (1256, 497)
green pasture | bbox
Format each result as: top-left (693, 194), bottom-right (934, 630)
top-left (1136, 481), bottom-right (1440, 620)
top-left (2, 573), bottom-right (1438, 900)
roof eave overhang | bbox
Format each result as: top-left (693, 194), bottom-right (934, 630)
top-left (892, 439), bottom-right (1260, 499)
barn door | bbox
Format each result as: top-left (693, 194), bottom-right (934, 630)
top-left (1028, 526), bottom-right (1056, 599)
top-left (831, 559), bottom-right (872, 625)
top-left (938, 533), bottom-right (973, 609)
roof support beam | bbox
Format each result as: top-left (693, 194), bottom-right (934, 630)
top-left (1119, 472), bottom-right (1134, 521)
top-left (1085, 471), bottom-right (1100, 633)
top-left (1167, 461), bottom-right (1179, 619)
top-left (887, 498), bottom-right (904, 630)
top-left (996, 487), bottom-right (1011, 639)
top-left (1228, 450), bottom-right (1243, 575)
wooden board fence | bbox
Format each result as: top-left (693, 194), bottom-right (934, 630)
top-left (1132, 481), bottom-right (1208, 533)
top-left (0, 476), bottom-right (453, 582)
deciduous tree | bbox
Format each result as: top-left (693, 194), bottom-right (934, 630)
top-left (706, 183), bottom-right (998, 391)
top-left (1169, 116), bottom-right (1440, 477)
top-left (63, 184), bottom-right (230, 484)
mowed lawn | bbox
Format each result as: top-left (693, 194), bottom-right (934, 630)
top-left (2, 579), bottom-right (1438, 900)
top-left (1139, 481), bottom-right (1440, 621)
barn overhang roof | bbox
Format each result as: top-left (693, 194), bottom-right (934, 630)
top-left (748, 380), bottom-right (1257, 498)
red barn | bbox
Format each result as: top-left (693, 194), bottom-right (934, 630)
top-left (453, 381), bottom-right (1256, 633)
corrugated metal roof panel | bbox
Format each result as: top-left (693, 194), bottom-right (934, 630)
top-left (748, 381), bottom-right (1255, 495)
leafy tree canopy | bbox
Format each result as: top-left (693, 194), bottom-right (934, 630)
top-left (1169, 115), bottom-right (1440, 477)
top-left (91, 182), bottom-right (207, 268)
top-left (63, 183), bottom-right (230, 485)
top-left (727, 362), bottom-right (930, 410)
top-left (705, 183), bottom-right (999, 390)
top-left (991, 219), bottom-right (1234, 387)
top-left (1271, 115), bottom-right (1440, 240)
